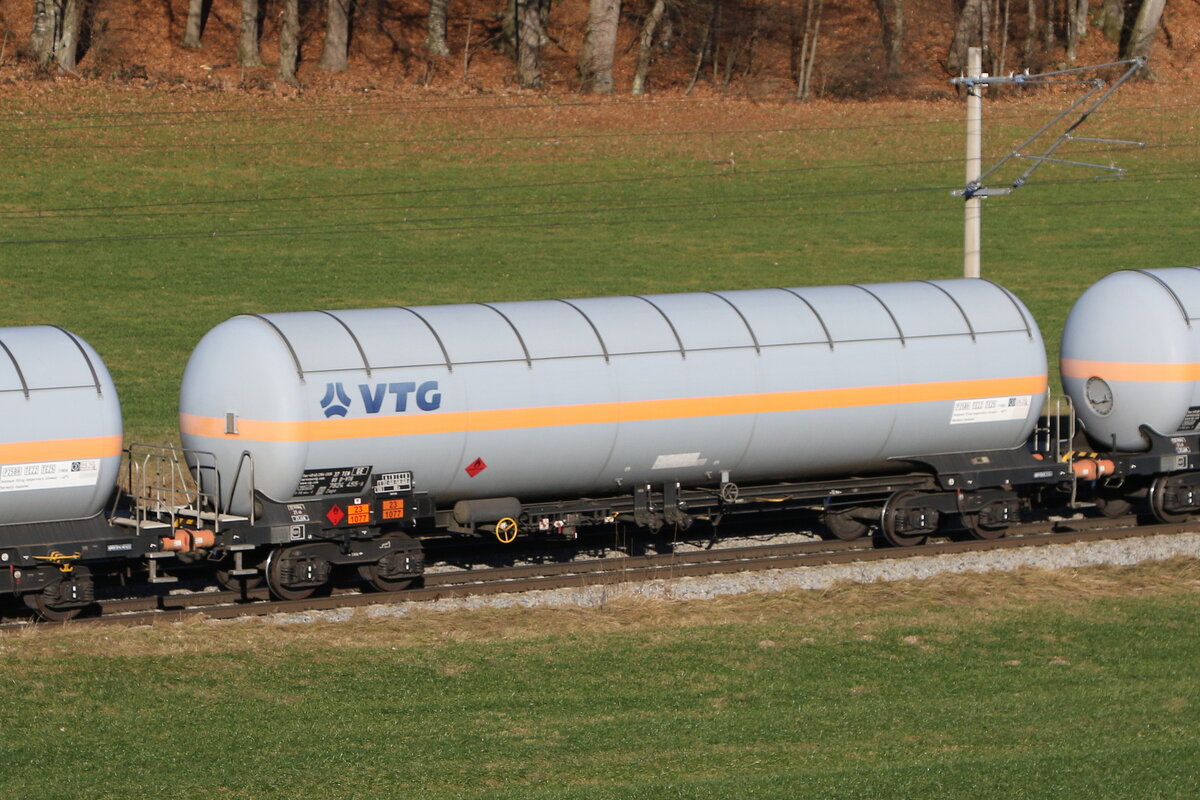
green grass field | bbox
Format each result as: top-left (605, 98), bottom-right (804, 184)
top-left (1, 85), bottom-right (1198, 798)
top-left (1, 86), bottom-right (1197, 441)
top-left (2, 560), bottom-right (1198, 798)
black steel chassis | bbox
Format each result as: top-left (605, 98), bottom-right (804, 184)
top-left (1091, 427), bottom-right (1200, 523)
top-left (163, 482), bottom-right (435, 596)
top-left (434, 446), bottom-right (1077, 544)
top-left (0, 513), bottom-right (152, 615)
top-left (15, 425), bottom-right (1200, 617)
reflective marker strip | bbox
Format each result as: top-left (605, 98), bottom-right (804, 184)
top-left (0, 435), bottom-right (123, 463)
top-left (182, 375), bottom-right (1047, 443)
top-left (1061, 358), bottom-right (1200, 383)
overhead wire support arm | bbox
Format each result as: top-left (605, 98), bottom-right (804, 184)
top-left (947, 54), bottom-right (1146, 278)
top-left (950, 56), bottom-right (1146, 199)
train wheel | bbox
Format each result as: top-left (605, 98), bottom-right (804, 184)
top-left (1149, 476), bottom-right (1190, 525)
top-left (822, 510), bottom-right (869, 541)
top-left (215, 562), bottom-right (264, 593)
top-left (22, 590), bottom-right (83, 622)
top-left (1094, 493), bottom-right (1134, 519)
top-left (357, 542), bottom-right (421, 592)
top-left (357, 562), bottom-right (414, 593)
top-left (264, 548), bottom-right (320, 601)
top-left (960, 512), bottom-right (1007, 540)
top-left (880, 490), bottom-right (930, 548)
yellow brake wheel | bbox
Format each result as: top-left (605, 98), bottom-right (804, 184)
top-left (494, 517), bottom-right (518, 544)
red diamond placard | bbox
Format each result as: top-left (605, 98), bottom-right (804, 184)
top-left (326, 504), bottom-right (345, 526)
top-left (465, 457), bottom-right (487, 478)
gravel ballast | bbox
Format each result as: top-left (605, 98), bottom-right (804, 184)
top-left (267, 532), bottom-right (1200, 625)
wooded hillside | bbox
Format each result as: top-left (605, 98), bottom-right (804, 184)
top-left (0, 0), bottom-right (1193, 97)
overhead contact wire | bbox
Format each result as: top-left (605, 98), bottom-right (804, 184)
top-left (1, 188), bottom-right (1195, 248)
top-left (1, 168), bottom-right (1194, 224)
top-left (0, 138), bottom-right (1190, 220)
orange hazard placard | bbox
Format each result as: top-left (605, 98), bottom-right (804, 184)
top-left (382, 499), bottom-right (406, 520)
top-left (347, 503), bottom-right (371, 525)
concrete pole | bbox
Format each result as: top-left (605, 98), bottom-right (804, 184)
top-left (964, 47), bottom-right (983, 279)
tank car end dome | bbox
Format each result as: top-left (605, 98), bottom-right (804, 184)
top-left (0, 326), bottom-right (123, 525)
top-left (1062, 267), bottom-right (1200, 451)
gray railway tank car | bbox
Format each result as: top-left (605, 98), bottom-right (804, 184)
top-left (180, 279), bottom-right (1048, 519)
top-left (0, 325), bottom-right (127, 619)
top-left (0, 326), bottom-right (123, 525)
top-left (1062, 267), bottom-right (1200, 451)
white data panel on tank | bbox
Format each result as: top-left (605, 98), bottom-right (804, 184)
top-left (0, 459), bottom-right (101, 492)
top-left (949, 395), bottom-right (1034, 425)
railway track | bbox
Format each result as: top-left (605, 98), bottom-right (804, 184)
top-left (1, 514), bottom-right (1191, 629)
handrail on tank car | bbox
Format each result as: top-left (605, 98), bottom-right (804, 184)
top-left (1033, 391), bottom-right (1075, 462)
top-left (122, 443), bottom-right (196, 527)
top-left (226, 451), bottom-right (257, 526)
top-left (182, 446), bottom-right (230, 529)
top-left (1033, 392), bottom-right (1079, 505)
top-left (171, 445), bottom-right (252, 530)
top-left (122, 443), bottom-right (227, 532)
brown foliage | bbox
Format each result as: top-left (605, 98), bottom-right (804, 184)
top-left (0, 0), bottom-right (1193, 98)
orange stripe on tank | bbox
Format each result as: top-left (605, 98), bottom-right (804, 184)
top-left (1061, 358), bottom-right (1200, 383)
top-left (181, 375), bottom-right (1047, 444)
top-left (0, 434), bottom-right (123, 464)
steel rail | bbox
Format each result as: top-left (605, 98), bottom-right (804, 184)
top-left (3, 514), bottom-right (1189, 630)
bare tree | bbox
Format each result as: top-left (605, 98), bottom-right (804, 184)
top-left (182, 0), bottom-right (206, 48)
top-left (994, 0), bottom-right (1010, 74)
top-left (30, 0), bottom-right (89, 72)
top-left (685, 0), bottom-right (719, 94)
top-left (872, 0), bottom-right (904, 77)
top-left (1041, 0), bottom-right (1054, 52)
top-left (53, 0), bottom-right (82, 70)
top-left (426, 0), bottom-right (452, 56)
top-left (658, 4), bottom-right (675, 52)
top-left (319, 0), bottom-right (352, 71)
top-left (720, 1), bottom-right (760, 88)
top-left (279, 0), bottom-right (301, 85)
top-left (240, 0), bottom-right (264, 67)
top-left (631, 0), bottom-right (667, 95)
top-left (1121, 0), bottom-right (1165, 71)
top-left (1022, 0), bottom-right (1037, 64)
top-left (516, 0), bottom-right (543, 88)
top-left (502, 0), bottom-right (549, 56)
top-left (30, 0), bottom-right (59, 68)
top-left (541, 0), bottom-right (552, 44)
top-left (1066, 0), bottom-right (1088, 61)
top-left (794, 0), bottom-right (823, 101)
top-left (1096, 0), bottom-right (1123, 44)
top-left (948, 0), bottom-right (985, 74)
top-left (579, 0), bottom-right (621, 93)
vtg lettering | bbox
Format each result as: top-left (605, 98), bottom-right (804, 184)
top-left (320, 380), bottom-right (442, 418)
top-left (359, 381), bottom-right (442, 413)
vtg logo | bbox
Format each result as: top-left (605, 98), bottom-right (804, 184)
top-left (320, 381), bottom-right (442, 418)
